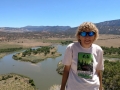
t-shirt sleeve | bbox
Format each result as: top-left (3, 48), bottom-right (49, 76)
top-left (96, 48), bottom-right (104, 71)
top-left (62, 45), bottom-right (72, 65)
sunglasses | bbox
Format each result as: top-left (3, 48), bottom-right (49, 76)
top-left (79, 31), bottom-right (95, 37)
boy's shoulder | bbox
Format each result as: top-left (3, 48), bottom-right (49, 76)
top-left (92, 44), bottom-right (103, 51)
top-left (67, 42), bottom-right (79, 47)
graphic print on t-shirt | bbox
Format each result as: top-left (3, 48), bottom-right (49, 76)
top-left (77, 52), bottom-right (93, 79)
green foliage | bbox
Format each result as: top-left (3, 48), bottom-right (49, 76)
top-left (61, 41), bottom-right (73, 45)
top-left (29, 79), bottom-right (35, 86)
top-left (29, 79), bottom-right (33, 83)
top-left (2, 76), bottom-right (5, 80)
top-left (0, 47), bottom-right (23, 53)
top-left (51, 52), bottom-right (55, 55)
top-left (20, 46), bottom-right (54, 56)
top-left (101, 46), bottom-right (120, 58)
top-left (103, 60), bottom-right (120, 90)
top-left (22, 52), bottom-right (26, 57)
top-left (15, 77), bottom-right (18, 80)
top-left (1, 75), bottom-right (13, 80)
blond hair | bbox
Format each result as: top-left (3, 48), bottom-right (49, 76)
top-left (75, 22), bottom-right (99, 42)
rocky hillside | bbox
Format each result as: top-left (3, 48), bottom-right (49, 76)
top-left (22, 26), bottom-right (71, 32)
top-left (66, 19), bottom-right (120, 35)
top-left (96, 19), bottom-right (120, 34)
top-left (0, 19), bottom-right (120, 35)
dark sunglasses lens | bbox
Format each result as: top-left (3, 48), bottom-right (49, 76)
top-left (89, 32), bottom-right (95, 36)
top-left (80, 32), bottom-right (87, 37)
top-left (80, 31), bottom-right (95, 37)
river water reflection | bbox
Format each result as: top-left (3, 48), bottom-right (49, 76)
top-left (0, 45), bottom-right (67, 90)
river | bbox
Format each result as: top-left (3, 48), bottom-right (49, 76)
top-left (0, 44), bottom-right (67, 90)
top-left (0, 44), bottom-right (120, 90)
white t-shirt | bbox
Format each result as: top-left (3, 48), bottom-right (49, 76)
top-left (62, 42), bottom-right (104, 90)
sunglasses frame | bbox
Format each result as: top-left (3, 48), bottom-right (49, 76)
top-left (79, 31), bottom-right (95, 37)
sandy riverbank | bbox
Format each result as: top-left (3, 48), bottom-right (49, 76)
top-left (0, 73), bottom-right (36, 90)
top-left (0, 53), bottom-right (6, 58)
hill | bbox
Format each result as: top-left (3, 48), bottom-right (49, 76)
top-left (0, 19), bottom-right (120, 35)
top-left (66, 19), bottom-right (120, 35)
top-left (22, 26), bottom-right (71, 32)
top-left (96, 19), bottom-right (120, 34)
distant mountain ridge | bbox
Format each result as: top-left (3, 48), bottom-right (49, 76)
top-left (22, 26), bottom-right (71, 31)
top-left (96, 19), bottom-right (120, 26)
top-left (96, 19), bottom-right (120, 34)
top-left (0, 19), bottom-right (120, 35)
top-left (66, 19), bottom-right (120, 35)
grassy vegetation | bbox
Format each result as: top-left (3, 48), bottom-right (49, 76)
top-left (43, 39), bottom-right (63, 43)
top-left (0, 46), bottom-right (26, 58)
top-left (61, 40), bottom-right (73, 45)
top-left (102, 46), bottom-right (120, 59)
top-left (34, 38), bottom-right (74, 44)
top-left (0, 47), bottom-right (23, 53)
top-left (103, 60), bottom-right (120, 90)
top-left (0, 43), bottom-right (23, 49)
top-left (104, 55), bottom-right (120, 58)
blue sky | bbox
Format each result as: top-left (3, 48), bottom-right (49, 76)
top-left (0, 0), bottom-right (120, 27)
